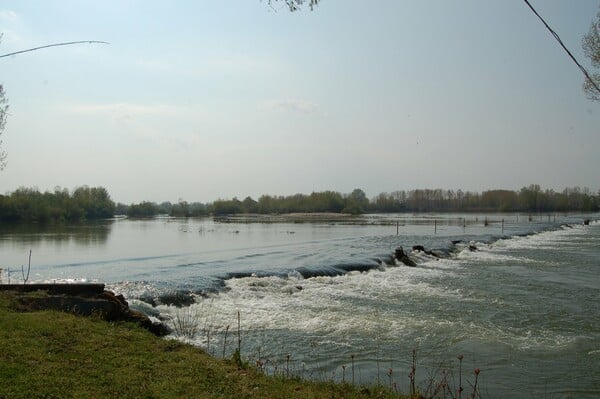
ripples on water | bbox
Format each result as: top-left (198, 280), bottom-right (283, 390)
top-left (1, 214), bottom-right (599, 398)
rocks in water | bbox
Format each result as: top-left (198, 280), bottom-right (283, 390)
top-left (156, 290), bottom-right (197, 307)
top-left (394, 246), bottom-right (407, 259)
top-left (394, 246), bottom-right (416, 267)
top-left (449, 240), bottom-right (477, 252)
top-left (128, 299), bottom-right (161, 318)
top-left (374, 255), bottom-right (395, 266)
top-left (412, 245), bottom-right (441, 258)
top-left (583, 219), bottom-right (590, 226)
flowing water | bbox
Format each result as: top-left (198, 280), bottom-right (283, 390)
top-left (1, 213), bottom-right (599, 398)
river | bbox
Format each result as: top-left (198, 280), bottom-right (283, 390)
top-left (1, 213), bottom-right (598, 398)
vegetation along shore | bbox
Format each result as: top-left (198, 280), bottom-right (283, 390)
top-left (0, 184), bottom-right (598, 223)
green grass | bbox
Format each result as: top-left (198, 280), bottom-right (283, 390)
top-left (0, 291), bottom-right (409, 399)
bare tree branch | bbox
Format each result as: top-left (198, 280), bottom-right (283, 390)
top-left (582, 9), bottom-right (600, 101)
top-left (0, 84), bottom-right (7, 170)
top-left (266, 0), bottom-right (319, 12)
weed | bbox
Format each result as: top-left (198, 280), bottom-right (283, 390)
top-left (471, 368), bottom-right (481, 399)
top-left (21, 249), bottom-right (32, 284)
top-left (170, 306), bottom-right (201, 338)
top-left (351, 354), bottom-right (356, 385)
top-left (237, 310), bottom-right (242, 356)
top-left (409, 347), bottom-right (417, 397)
top-left (232, 348), bottom-right (244, 368)
top-left (457, 355), bottom-right (464, 399)
top-left (222, 324), bottom-right (230, 358)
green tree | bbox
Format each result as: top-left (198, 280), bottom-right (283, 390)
top-left (583, 8), bottom-right (600, 101)
top-left (72, 186), bottom-right (115, 219)
top-left (211, 198), bottom-right (243, 215)
top-left (519, 184), bottom-right (542, 212)
top-left (343, 188), bottom-right (368, 214)
top-left (188, 202), bottom-right (208, 217)
top-left (127, 201), bottom-right (159, 218)
top-left (0, 186), bottom-right (115, 223)
top-left (242, 196), bottom-right (258, 213)
top-left (115, 202), bottom-right (129, 215)
top-left (170, 200), bottom-right (190, 217)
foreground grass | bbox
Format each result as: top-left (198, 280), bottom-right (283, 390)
top-left (0, 292), bottom-right (407, 399)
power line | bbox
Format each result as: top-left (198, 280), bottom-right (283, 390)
top-left (0, 41), bottom-right (109, 59)
top-left (522, 0), bottom-right (600, 95)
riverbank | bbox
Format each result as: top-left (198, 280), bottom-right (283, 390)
top-left (0, 284), bottom-right (169, 336)
top-left (0, 290), bottom-right (409, 399)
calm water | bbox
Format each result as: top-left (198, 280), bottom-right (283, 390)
top-left (1, 213), bottom-right (599, 398)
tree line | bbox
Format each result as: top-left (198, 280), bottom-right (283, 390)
top-left (0, 184), bottom-right (598, 223)
top-left (117, 200), bottom-right (208, 218)
top-left (369, 185), bottom-right (598, 213)
top-left (200, 185), bottom-right (599, 215)
top-left (0, 186), bottom-right (115, 223)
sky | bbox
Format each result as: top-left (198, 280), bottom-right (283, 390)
top-left (0, 1), bottom-right (599, 204)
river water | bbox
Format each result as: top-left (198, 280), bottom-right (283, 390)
top-left (1, 213), bottom-right (598, 398)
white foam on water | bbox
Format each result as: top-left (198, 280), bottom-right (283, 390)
top-left (157, 261), bottom-right (577, 356)
top-left (41, 277), bottom-right (90, 284)
top-left (499, 327), bottom-right (579, 350)
top-left (107, 280), bottom-right (162, 302)
top-left (455, 247), bottom-right (536, 263)
top-left (157, 266), bottom-right (462, 342)
top-left (418, 257), bottom-right (462, 271)
top-left (452, 223), bottom-right (595, 265)
top-left (491, 225), bottom-right (587, 251)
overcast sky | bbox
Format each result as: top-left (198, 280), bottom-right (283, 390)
top-left (1, 1), bottom-right (599, 204)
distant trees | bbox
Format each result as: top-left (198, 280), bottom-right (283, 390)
top-left (105, 186), bottom-right (600, 217)
top-left (344, 188), bottom-right (369, 214)
top-left (367, 185), bottom-right (598, 214)
top-left (0, 186), bottom-right (115, 223)
top-left (126, 201), bottom-right (159, 218)
top-left (209, 190), bottom-right (370, 215)
top-left (1, 184), bottom-right (597, 223)
top-left (200, 186), bottom-right (598, 215)
top-left (583, 7), bottom-right (600, 101)
top-left (371, 192), bottom-right (406, 213)
top-left (72, 186), bottom-right (115, 219)
top-left (117, 200), bottom-right (208, 218)
top-left (210, 198), bottom-right (242, 215)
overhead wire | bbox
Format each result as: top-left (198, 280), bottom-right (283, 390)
top-left (522, 0), bottom-right (600, 95)
top-left (0, 41), bottom-right (109, 59)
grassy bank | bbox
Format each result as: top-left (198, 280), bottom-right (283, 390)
top-left (0, 291), bottom-right (408, 399)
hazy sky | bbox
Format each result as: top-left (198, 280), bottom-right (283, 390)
top-left (1, 1), bottom-right (599, 203)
